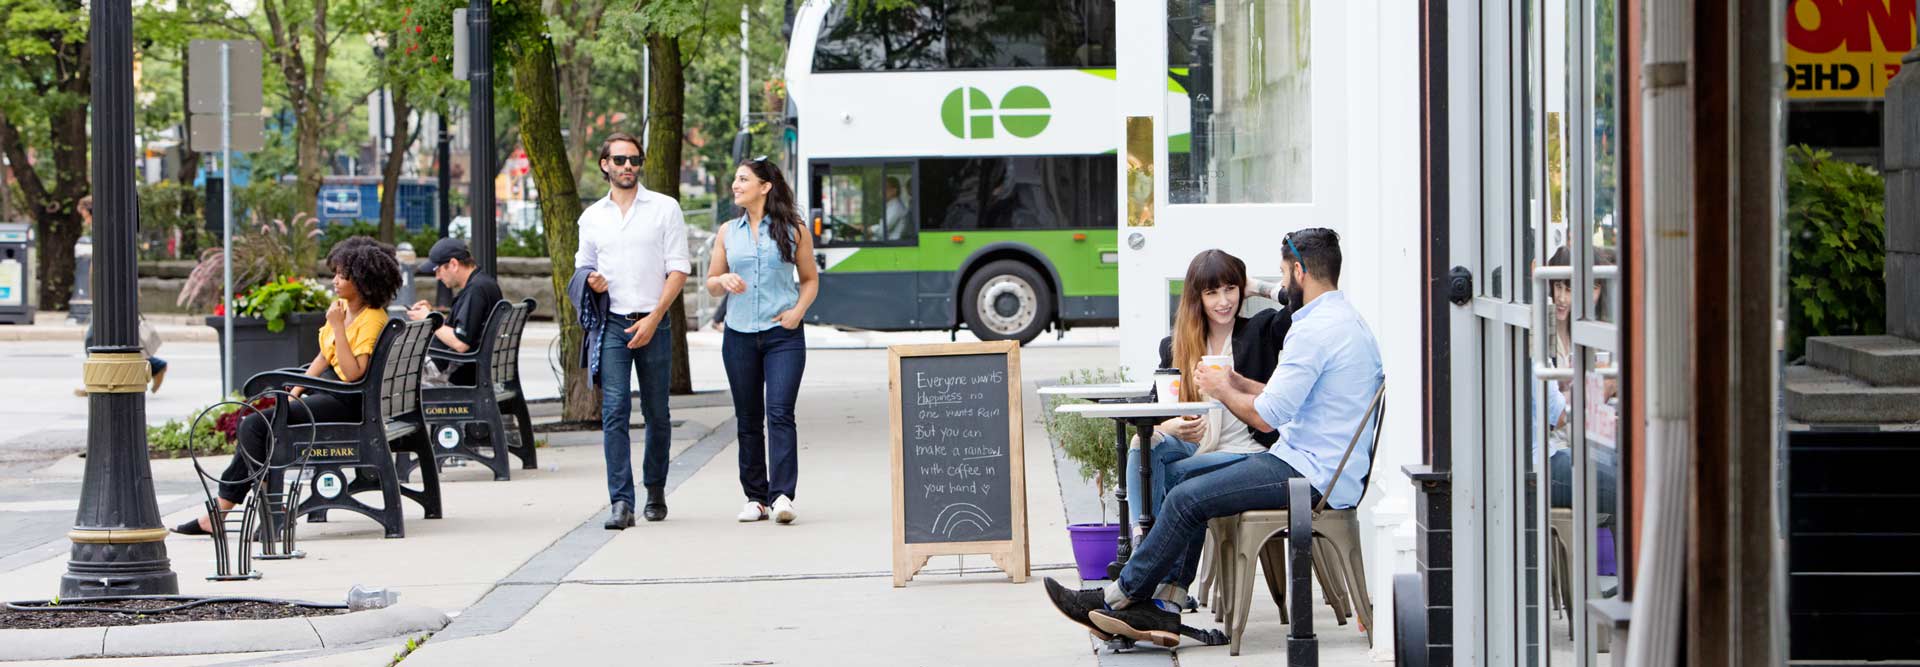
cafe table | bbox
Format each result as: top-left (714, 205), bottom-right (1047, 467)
top-left (1041, 382), bottom-right (1212, 579)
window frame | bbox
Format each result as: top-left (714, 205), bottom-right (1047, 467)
top-left (810, 159), bottom-right (923, 249)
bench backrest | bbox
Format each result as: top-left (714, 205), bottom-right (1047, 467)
top-left (371, 315), bottom-right (438, 422)
top-left (480, 299), bottom-right (535, 387)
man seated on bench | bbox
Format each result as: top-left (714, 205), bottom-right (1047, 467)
top-left (1044, 228), bottom-right (1384, 648)
top-left (407, 238), bottom-right (503, 386)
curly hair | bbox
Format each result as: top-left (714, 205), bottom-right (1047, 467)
top-left (326, 236), bottom-right (403, 308)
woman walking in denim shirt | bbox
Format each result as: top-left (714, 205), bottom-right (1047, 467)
top-left (707, 157), bottom-right (819, 524)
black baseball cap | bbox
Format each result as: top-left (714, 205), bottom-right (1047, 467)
top-left (418, 238), bottom-right (474, 272)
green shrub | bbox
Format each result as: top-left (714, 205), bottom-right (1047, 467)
top-left (497, 225), bottom-right (548, 257)
top-left (1042, 367), bottom-right (1132, 523)
top-left (1786, 145), bottom-right (1886, 359)
top-left (146, 398), bottom-right (249, 459)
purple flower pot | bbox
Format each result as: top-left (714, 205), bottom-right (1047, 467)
top-left (1597, 527), bottom-right (1617, 577)
top-left (1068, 523), bottom-right (1123, 581)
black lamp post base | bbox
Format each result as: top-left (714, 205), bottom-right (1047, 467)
top-left (59, 541), bottom-right (179, 598)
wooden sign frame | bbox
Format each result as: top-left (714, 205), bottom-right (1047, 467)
top-left (889, 341), bottom-right (1030, 586)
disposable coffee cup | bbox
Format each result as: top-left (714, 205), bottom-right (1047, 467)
top-left (1199, 355), bottom-right (1232, 403)
top-left (1153, 369), bottom-right (1182, 403)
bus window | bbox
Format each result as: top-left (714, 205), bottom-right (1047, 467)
top-left (813, 0), bottom-right (1116, 72)
top-left (920, 156), bottom-right (1115, 230)
top-left (814, 162), bottom-right (915, 246)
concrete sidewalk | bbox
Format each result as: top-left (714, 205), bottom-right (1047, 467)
top-left (0, 337), bottom-right (1382, 665)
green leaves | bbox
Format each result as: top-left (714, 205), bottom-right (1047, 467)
top-left (1786, 144), bottom-right (1886, 358)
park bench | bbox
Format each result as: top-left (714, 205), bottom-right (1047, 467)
top-left (241, 315), bottom-right (442, 539)
top-left (398, 298), bottom-right (539, 482)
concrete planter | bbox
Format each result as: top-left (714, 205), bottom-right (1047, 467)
top-left (206, 312), bottom-right (326, 391)
top-left (0, 604), bottom-right (448, 661)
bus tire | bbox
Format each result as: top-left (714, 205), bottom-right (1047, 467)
top-left (961, 260), bottom-right (1054, 345)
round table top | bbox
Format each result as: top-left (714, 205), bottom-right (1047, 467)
top-left (1053, 401), bottom-right (1217, 419)
top-left (1036, 383), bottom-right (1153, 400)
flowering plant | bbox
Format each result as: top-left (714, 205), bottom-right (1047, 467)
top-left (236, 277), bottom-right (335, 333)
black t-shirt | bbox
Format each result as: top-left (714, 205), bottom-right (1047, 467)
top-left (440, 271), bottom-right (504, 384)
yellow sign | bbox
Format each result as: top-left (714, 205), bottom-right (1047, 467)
top-left (1786, 0), bottom-right (1916, 99)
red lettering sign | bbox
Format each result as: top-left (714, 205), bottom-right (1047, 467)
top-left (1788, 0), bottom-right (1916, 54)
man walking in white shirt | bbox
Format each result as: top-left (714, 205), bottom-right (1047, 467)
top-left (574, 132), bottom-right (691, 529)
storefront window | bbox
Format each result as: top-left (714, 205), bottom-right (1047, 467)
top-left (1166, 0), bottom-right (1312, 204)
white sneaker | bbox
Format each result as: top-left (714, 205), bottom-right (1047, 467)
top-left (772, 495), bottom-right (796, 524)
top-left (737, 501), bottom-right (768, 522)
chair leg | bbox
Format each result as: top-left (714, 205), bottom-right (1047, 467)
top-left (1313, 543), bottom-right (1352, 625)
top-left (1194, 534), bottom-right (1216, 605)
top-left (1230, 547), bottom-right (1259, 657)
top-left (510, 398), bottom-right (537, 470)
top-left (1259, 538), bottom-right (1289, 621)
top-left (1345, 540), bottom-right (1375, 644)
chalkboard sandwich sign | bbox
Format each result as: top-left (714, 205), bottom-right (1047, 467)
top-left (889, 341), bottom-right (1030, 586)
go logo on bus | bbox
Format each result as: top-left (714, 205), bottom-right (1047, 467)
top-left (941, 86), bottom-right (1051, 140)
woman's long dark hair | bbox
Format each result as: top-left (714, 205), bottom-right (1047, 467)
top-left (740, 157), bottom-right (802, 265)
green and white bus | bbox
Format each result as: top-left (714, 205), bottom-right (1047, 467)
top-left (783, 0), bottom-right (1126, 344)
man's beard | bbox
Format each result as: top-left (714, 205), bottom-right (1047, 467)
top-left (611, 171), bottom-right (638, 189)
top-left (1285, 281), bottom-right (1305, 313)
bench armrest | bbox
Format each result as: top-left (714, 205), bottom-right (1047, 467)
top-left (427, 347), bottom-right (479, 364)
top-left (242, 370), bottom-right (366, 397)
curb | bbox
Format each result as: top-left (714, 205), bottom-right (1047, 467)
top-left (0, 604), bottom-right (448, 662)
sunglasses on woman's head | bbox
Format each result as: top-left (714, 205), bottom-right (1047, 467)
top-left (608, 155), bottom-right (642, 167)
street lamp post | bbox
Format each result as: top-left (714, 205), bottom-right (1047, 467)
top-left (467, 0), bottom-right (495, 275)
top-left (61, 0), bottom-right (179, 597)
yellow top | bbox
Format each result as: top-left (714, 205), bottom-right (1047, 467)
top-left (318, 306), bottom-right (390, 379)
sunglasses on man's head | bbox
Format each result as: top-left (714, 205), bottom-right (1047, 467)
top-left (607, 155), bottom-right (642, 167)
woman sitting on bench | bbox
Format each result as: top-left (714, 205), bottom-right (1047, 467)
top-left (172, 237), bottom-right (404, 536)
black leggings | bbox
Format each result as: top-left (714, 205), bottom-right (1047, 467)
top-left (217, 393), bottom-right (359, 504)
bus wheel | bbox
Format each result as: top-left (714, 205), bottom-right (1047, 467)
top-left (962, 260), bottom-right (1053, 345)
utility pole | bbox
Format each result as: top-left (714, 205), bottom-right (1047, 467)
top-left (467, 0), bottom-right (496, 275)
top-left (436, 111), bottom-right (452, 307)
top-left (63, 0), bottom-right (179, 597)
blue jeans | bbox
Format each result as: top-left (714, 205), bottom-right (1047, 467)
top-left (722, 326), bottom-right (806, 504)
top-left (1115, 454), bottom-right (1309, 602)
top-left (599, 313), bottom-right (673, 507)
top-left (1124, 433), bottom-right (1250, 524)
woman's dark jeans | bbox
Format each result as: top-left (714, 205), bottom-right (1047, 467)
top-left (722, 326), bottom-right (807, 505)
top-left (217, 393), bottom-right (358, 505)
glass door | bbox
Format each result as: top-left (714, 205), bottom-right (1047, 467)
top-left (1452, 0), bottom-right (1626, 663)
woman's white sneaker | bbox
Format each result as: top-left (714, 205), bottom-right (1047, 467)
top-left (772, 495), bottom-right (797, 524)
top-left (737, 501), bottom-right (768, 522)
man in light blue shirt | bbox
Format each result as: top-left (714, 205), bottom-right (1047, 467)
top-left (1044, 228), bottom-right (1384, 648)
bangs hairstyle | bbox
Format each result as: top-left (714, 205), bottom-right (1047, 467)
top-left (326, 236), bottom-right (403, 309)
top-left (1171, 250), bottom-right (1249, 402)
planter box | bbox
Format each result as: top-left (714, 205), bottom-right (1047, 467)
top-left (206, 312), bottom-right (326, 392)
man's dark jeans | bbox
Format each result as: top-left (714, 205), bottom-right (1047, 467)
top-left (721, 325), bottom-right (806, 505)
top-left (598, 312), bottom-right (672, 508)
top-left (1115, 454), bottom-right (1310, 603)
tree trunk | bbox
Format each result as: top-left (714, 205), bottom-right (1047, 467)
top-left (176, 45), bottom-right (203, 257)
top-left (295, 105), bottom-right (325, 220)
top-left (0, 31), bottom-right (90, 309)
top-left (505, 17), bottom-right (596, 421)
top-left (643, 34), bottom-right (693, 396)
top-left (377, 86), bottom-right (416, 245)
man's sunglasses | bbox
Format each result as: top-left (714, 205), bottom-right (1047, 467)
top-left (607, 155), bottom-right (642, 167)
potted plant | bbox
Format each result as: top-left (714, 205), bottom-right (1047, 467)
top-left (178, 214), bottom-right (332, 391)
top-left (1043, 367), bottom-right (1129, 582)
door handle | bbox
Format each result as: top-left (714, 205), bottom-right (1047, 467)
top-left (1531, 265), bottom-right (1573, 381)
